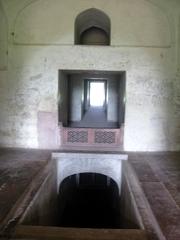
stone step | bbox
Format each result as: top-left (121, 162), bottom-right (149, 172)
top-left (13, 225), bottom-right (148, 240)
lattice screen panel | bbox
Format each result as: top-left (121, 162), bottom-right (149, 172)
top-left (62, 127), bottom-right (122, 148)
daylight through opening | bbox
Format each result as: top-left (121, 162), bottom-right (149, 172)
top-left (90, 82), bottom-right (105, 107)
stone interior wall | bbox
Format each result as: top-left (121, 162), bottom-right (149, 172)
top-left (53, 153), bottom-right (124, 192)
top-left (107, 76), bottom-right (119, 122)
top-left (118, 73), bottom-right (126, 126)
top-left (0, 2), bottom-right (7, 71)
top-left (69, 74), bottom-right (83, 122)
top-left (0, 0), bottom-right (180, 151)
top-left (58, 71), bottom-right (68, 125)
top-left (120, 170), bottom-right (143, 229)
top-left (20, 161), bottom-right (57, 226)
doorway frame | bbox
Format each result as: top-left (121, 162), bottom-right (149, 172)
top-left (58, 69), bottom-right (126, 150)
top-left (84, 78), bottom-right (107, 113)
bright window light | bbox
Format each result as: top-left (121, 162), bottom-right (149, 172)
top-left (90, 82), bottom-right (105, 107)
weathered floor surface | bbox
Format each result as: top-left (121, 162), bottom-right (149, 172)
top-left (128, 152), bottom-right (180, 240)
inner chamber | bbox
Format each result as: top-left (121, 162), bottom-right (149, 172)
top-left (58, 173), bottom-right (120, 228)
top-left (58, 71), bottom-right (126, 129)
top-left (58, 173), bottom-right (138, 229)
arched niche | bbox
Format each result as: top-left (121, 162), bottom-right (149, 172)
top-left (0, 3), bottom-right (8, 70)
top-left (53, 152), bottom-right (127, 192)
top-left (58, 172), bottom-right (120, 228)
top-left (74, 8), bottom-right (110, 45)
top-left (59, 172), bottom-right (118, 192)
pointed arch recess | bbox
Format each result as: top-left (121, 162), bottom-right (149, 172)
top-left (74, 8), bottom-right (111, 45)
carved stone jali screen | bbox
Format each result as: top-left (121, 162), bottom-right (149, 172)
top-left (61, 127), bottom-right (123, 147)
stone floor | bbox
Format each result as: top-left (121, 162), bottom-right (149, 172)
top-left (69, 107), bottom-right (119, 128)
top-left (128, 152), bottom-right (180, 240)
top-left (0, 148), bottom-right (180, 240)
top-left (0, 148), bottom-right (51, 233)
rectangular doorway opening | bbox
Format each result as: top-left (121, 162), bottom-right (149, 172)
top-left (89, 81), bottom-right (106, 107)
top-left (58, 70), bottom-right (126, 149)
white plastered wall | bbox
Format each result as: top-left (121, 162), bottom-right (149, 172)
top-left (0, 0), bottom-right (180, 151)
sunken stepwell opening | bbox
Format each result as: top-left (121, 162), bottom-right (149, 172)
top-left (11, 154), bottom-right (154, 240)
top-left (17, 156), bottom-right (142, 232)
